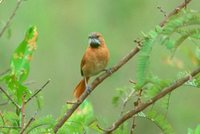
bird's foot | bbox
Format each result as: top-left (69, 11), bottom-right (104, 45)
top-left (86, 85), bottom-right (92, 94)
top-left (103, 68), bottom-right (112, 75)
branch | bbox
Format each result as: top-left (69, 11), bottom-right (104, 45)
top-left (0, 0), bottom-right (23, 38)
top-left (120, 89), bottom-right (135, 117)
top-left (0, 87), bottom-right (20, 109)
top-left (20, 113), bottom-right (36, 134)
top-left (102, 67), bottom-right (200, 133)
top-left (0, 111), bottom-right (5, 125)
top-left (25, 79), bottom-right (50, 104)
top-left (130, 89), bottom-right (142, 134)
top-left (53, 0), bottom-right (192, 133)
top-left (21, 96), bottom-right (25, 132)
top-left (159, 0), bottom-right (192, 27)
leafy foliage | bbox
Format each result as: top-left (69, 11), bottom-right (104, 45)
top-left (57, 100), bottom-right (95, 134)
top-left (136, 10), bottom-right (200, 89)
top-left (0, 6), bottom-right (200, 134)
top-left (112, 86), bottom-right (134, 107)
top-left (25, 115), bottom-right (54, 133)
top-left (1, 26), bottom-right (38, 104)
top-left (137, 111), bottom-right (174, 134)
top-left (188, 124), bottom-right (200, 134)
top-left (0, 26), bottom-right (39, 133)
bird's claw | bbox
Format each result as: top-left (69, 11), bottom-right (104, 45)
top-left (86, 85), bottom-right (92, 93)
top-left (103, 68), bottom-right (112, 75)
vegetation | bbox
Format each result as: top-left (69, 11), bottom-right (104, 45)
top-left (0, 0), bottom-right (200, 134)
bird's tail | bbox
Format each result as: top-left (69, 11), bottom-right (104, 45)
top-left (73, 77), bottom-right (89, 99)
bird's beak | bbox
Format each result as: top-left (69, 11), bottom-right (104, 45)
top-left (89, 38), bottom-right (100, 47)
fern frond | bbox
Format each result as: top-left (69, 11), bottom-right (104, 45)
top-left (136, 30), bottom-right (159, 88)
top-left (137, 111), bottom-right (174, 134)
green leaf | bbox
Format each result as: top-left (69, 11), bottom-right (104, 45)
top-left (188, 124), bottom-right (200, 134)
top-left (3, 112), bottom-right (19, 127)
top-left (112, 87), bottom-right (126, 107)
top-left (57, 100), bottom-right (94, 133)
top-left (10, 26), bottom-right (38, 82)
top-left (25, 115), bottom-right (54, 133)
top-left (2, 26), bottom-right (38, 104)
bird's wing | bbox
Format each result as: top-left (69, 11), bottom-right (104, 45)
top-left (80, 52), bottom-right (87, 76)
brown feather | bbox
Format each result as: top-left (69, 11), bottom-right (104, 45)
top-left (73, 77), bottom-right (89, 99)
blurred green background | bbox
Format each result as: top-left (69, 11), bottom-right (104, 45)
top-left (0, 0), bottom-right (200, 133)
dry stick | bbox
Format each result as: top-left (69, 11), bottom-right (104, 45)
top-left (53, 0), bottom-right (192, 133)
top-left (102, 67), bottom-right (200, 133)
top-left (20, 115), bottom-right (36, 134)
top-left (0, 111), bottom-right (5, 125)
top-left (160, 0), bottom-right (192, 27)
top-left (130, 89), bottom-right (142, 134)
top-left (120, 89), bottom-right (135, 117)
top-left (0, 0), bottom-right (23, 38)
top-left (0, 87), bottom-right (20, 109)
top-left (21, 96), bottom-right (25, 133)
top-left (25, 79), bottom-right (51, 104)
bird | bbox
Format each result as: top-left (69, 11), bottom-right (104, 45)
top-left (73, 32), bottom-right (110, 99)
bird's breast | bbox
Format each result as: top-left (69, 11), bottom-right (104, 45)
top-left (82, 46), bottom-right (109, 77)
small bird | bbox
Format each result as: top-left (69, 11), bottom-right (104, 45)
top-left (73, 32), bottom-right (110, 99)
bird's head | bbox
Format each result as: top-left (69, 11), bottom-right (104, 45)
top-left (88, 32), bottom-right (104, 48)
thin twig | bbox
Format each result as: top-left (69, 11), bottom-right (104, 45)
top-left (20, 112), bottom-right (37, 134)
top-left (130, 89), bottom-right (142, 134)
top-left (0, 86), bottom-right (20, 109)
top-left (160, 0), bottom-right (192, 27)
top-left (0, 0), bottom-right (23, 38)
top-left (53, 0), bottom-right (193, 133)
top-left (0, 126), bottom-right (21, 129)
top-left (130, 116), bottom-right (136, 134)
top-left (0, 111), bottom-right (5, 125)
top-left (120, 89), bottom-right (135, 117)
top-left (102, 67), bottom-right (200, 133)
top-left (25, 79), bottom-right (51, 104)
top-left (21, 95), bottom-right (25, 132)
top-left (157, 6), bottom-right (167, 17)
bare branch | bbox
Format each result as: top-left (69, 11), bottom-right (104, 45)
top-left (130, 89), bottom-right (142, 134)
top-left (20, 112), bottom-right (36, 134)
top-left (21, 96), bottom-right (25, 132)
top-left (25, 79), bottom-right (51, 104)
top-left (102, 67), bottom-right (200, 133)
top-left (0, 111), bottom-right (5, 125)
top-left (0, 0), bottom-right (23, 38)
top-left (160, 0), bottom-right (192, 27)
top-left (120, 89), bottom-right (135, 117)
top-left (0, 86), bottom-right (20, 109)
top-left (53, 0), bottom-right (193, 133)
top-left (157, 6), bottom-right (167, 17)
